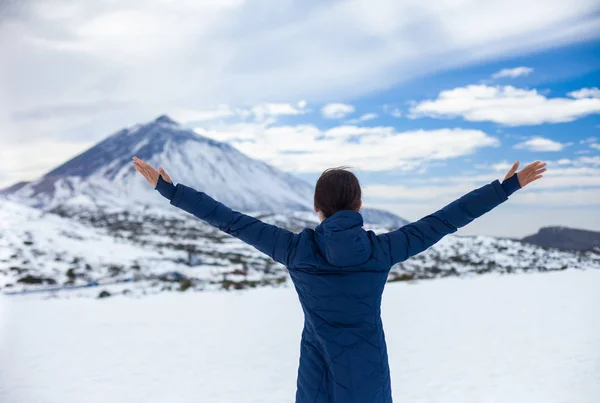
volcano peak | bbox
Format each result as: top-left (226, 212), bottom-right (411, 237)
top-left (153, 115), bottom-right (179, 126)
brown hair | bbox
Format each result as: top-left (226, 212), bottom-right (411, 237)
top-left (314, 167), bottom-right (362, 218)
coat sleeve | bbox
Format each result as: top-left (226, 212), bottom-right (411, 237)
top-left (155, 176), bottom-right (297, 266)
top-left (377, 180), bottom-right (509, 266)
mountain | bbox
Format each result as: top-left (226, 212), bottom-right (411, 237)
top-left (3, 115), bottom-right (407, 226)
top-left (522, 227), bottom-right (600, 252)
top-left (0, 181), bottom-right (29, 195)
top-left (5, 115), bottom-right (312, 212)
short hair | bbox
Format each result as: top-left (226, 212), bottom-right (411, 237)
top-left (314, 167), bottom-right (361, 218)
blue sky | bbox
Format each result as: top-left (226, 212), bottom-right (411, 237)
top-left (188, 42), bottom-right (600, 237)
top-left (1, 1), bottom-right (599, 237)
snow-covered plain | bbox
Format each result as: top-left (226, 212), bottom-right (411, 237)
top-left (1, 269), bottom-right (598, 403)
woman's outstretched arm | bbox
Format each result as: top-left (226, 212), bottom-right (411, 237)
top-left (132, 157), bottom-right (297, 267)
top-left (377, 161), bottom-right (546, 267)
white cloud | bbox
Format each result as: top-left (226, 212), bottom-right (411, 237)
top-left (3, 0), bottom-right (600, 183)
top-left (513, 189), bottom-right (600, 206)
top-left (383, 105), bottom-right (403, 118)
top-left (364, 160), bottom-right (600, 211)
top-left (366, 181), bottom-right (600, 204)
top-left (454, 161), bottom-right (600, 185)
top-left (365, 183), bottom-right (464, 201)
top-left (492, 66), bottom-right (533, 79)
top-left (175, 101), bottom-right (310, 123)
top-left (321, 103), bottom-right (355, 119)
top-left (556, 158), bottom-right (572, 165)
top-left (580, 137), bottom-right (598, 144)
top-left (0, 138), bottom-right (95, 186)
top-left (197, 122), bottom-right (499, 173)
top-left (346, 113), bottom-right (378, 124)
top-left (577, 156), bottom-right (600, 166)
top-left (171, 105), bottom-right (235, 122)
top-left (410, 85), bottom-right (600, 126)
top-left (567, 87), bottom-right (600, 99)
top-left (492, 161), bottom-right (514, 171)
top-left (390, 108), bottom-right (403, 118)
top-left (83, 101), bottom-right (308, 130)
top-left (4, 1), bottom-right (600, 123)
top-left (366, 180), bottom-right (600, 209)
top-left (514, 137), bottom-right (571, 152)
top-left (251, 102), bottom-right (309, 121)
top-left (476, 161), bottom-right (516, 172)
top-left (591, 144), bottom-right (600, 151)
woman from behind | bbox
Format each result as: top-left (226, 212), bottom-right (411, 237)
top-left (133, 156), bottom-right (546, 403)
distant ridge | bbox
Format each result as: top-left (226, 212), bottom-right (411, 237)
top-left (522, 226), bottom-right (600, 251)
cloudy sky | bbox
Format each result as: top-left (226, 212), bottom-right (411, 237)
top-left (1, 0), bottom-right (599, 237)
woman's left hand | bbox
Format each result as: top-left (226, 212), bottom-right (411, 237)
top-left (503, 160), bottom-right (547, 188)
top-left (132, 156), bottom-right (172, 187)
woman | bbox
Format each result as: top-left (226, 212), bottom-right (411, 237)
top-left (133, 156), bottom-right (546, 403)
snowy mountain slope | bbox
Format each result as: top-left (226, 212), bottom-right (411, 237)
top-left (3, 115), bottom-right (407, 226)
top-left (0, 181), bottom-right (29, 195)
top-left (2, 198), bottom-right (598, 298)
top-left (359, 207), bottom-right (408, 228)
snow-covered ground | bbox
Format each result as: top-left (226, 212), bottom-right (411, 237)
top-left (1, 269), bottom-right (598, 403)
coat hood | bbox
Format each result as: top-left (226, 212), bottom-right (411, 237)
top-left (314, 210), bottom-right (371, 267)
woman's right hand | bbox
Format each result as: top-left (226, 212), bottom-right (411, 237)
top-left (503, 160), bottom-right (547, 188)
top-left (132, 156), bottom-right (172, 187)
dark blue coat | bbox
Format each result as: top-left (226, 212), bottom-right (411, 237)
top-left (156, 176), bottom-right (519, 403)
